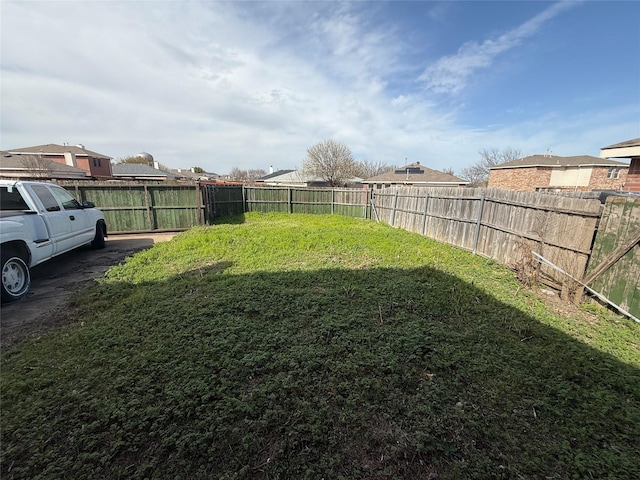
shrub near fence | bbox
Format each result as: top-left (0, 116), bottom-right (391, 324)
top-left (371, 187), bottom-right (603, 290)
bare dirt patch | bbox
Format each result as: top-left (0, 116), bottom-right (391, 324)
top-left (1, 233), bottom-right (176, 351)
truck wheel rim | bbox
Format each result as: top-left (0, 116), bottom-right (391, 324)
top-left (3, 259), bottom-right (27, 295)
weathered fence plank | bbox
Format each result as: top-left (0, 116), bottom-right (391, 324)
top-left (371, 187), bottom-right (602, 287)
top-left (584, 197), bottom-right (640, 318)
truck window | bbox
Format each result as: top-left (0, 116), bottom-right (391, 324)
top-left (31, 185), bottom-right (61, 212)
top-left (0, 187), bottom-right (30, 210)
top-left (50, 186), bottom-right (81, 210)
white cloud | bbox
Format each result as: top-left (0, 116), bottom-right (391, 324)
top-left (419, 1), bottom-right (579, 95)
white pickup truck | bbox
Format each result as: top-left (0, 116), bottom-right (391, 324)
top-left (0, 180), bottom-right (107, 302)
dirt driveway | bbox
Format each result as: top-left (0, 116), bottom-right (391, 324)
top-left (1, 233), bottom-right (177, 351)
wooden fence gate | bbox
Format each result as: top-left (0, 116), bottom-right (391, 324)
top-left (576, 197), bottom-right (640, 320)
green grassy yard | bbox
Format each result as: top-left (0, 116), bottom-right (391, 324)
top-left (2, 213), bottom-right (639, 479)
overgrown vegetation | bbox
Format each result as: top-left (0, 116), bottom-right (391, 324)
top-left (2, 213), bottom-right (639, 479)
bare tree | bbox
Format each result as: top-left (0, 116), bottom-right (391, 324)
top-left (355, 160), bottom-right (394, 179)
top-left (117, 155), bottom-right (151, 165)
top-left (302, 140), bottom-right (359, 186)
top-left (228, 167), bottom-right (267, 184)
top-left (442, 167), bottom-right (455, 176)
top-left (117, 155), bottom-right (171, 171)
top-left (459, 147), bottom-right (521, 187)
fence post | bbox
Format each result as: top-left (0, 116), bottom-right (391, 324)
top-left (288, 187), bottom-right (293, 214)
top-left (196, 183), bottom-right (203, 225)
top-left (331, 189), bottom-right (335, 215)
top-left (365, 188), bottom-right (371, 219)
top-left (472, 192), bottom-right (486, 254)
top-left (143, 184), bottom-right (154, 230)
top-left (391, 189), bottom-right (399, 226)
top-left (242, 186), bottom-right (247, 214)
top-left (421, 192), bottom-right (430, 236)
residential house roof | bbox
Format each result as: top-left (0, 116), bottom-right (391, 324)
top-left (258, 169), bottom-right (296, 181)
top-left (170, 168), bottom-right (219, 181)
top-left (364, 162), bottom-right (468, 185)
top-left (257, 170), bottom-right (310, 186)
top-left (8, 143), bottom-right (112, 159)
top-left (599, 138), bottom-right (640, 159)
top-left (256, 169), bottom-right (362, 187)
top-left (602, 138), bottom-right (640, 150)
top-left (490, 155), bottom-right (629, 170)
top-left (111, 163), bottom-right (182, 180)
top-left (0, 152), bottom-right (88, 179)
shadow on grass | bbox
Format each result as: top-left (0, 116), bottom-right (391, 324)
top-left (2, 264), bottom-right (639, 480)
top-left (211, 213), bottom-right (246, 225)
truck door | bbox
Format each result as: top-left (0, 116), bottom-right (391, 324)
top-left (48, 186), bottom-right (95, 246)
top-left (27, 184), bottom-right (75, 254)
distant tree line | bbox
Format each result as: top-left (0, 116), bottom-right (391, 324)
top-left (115, 143), bottom-right (520, 188)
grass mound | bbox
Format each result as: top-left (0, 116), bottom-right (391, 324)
top-left (2, 213), bottom-right (639, 479)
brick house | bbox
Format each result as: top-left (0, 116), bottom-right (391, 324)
top-left (599, 138), bottom-right (640, 192)
top-left (363, 162), bottom-right (469, 189)
top-left (487, 154), bottom-right (629, 192)
top-left (6, 144), bottom-right (113, 179)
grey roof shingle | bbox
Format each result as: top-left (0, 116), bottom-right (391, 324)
top-left (8, 143), bottom-right (112, 159)
top-left (258, 169), bottom-right (296, 181)
top-left (112, 164), bottom-right (181, 179)
top-left (601, 138), bottom-right (640, 150)
top-left (364, 162), bottom-right (468, 184)
top-left (490, 155), bottom-right (629, 170)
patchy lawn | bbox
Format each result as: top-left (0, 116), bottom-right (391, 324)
top-left (2, 213), bottom-right (639, 479)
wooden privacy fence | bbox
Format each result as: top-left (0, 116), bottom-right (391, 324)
top-left (61, 182), bottom-right (204, 233)
top-left (244, 186), bottom-right (370, 218)
top-left (199, 184), bottom-right (370, 222)
top-left (60, 181), bottom-right (638, 316)
top-left (371, 187), bottom-right (603, 290)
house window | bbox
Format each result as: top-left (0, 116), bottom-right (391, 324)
top-left (93, 158), bottom-right (101, 167)
top-left (607, 167), bottom-right (620, 179)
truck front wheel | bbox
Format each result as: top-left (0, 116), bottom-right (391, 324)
top-left (1, 253), bottom-right (31, 303)
top-left (91, 221), bottom-right (107, 249)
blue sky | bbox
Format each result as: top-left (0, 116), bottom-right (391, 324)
top-left (1, 1), bottom-right (638, 175)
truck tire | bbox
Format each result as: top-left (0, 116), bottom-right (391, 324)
top-left (1, 253), bottom-right (31, 303)
top-left (91, 221), bottom-right (106, 249)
